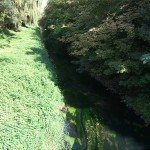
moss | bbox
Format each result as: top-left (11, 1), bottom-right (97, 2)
top-left (68, 107), bottom-right (77, 116)
top-left (70, 119), bottom-right (77, 125)
top-left (82, 109), bottom-right (103, 150)
top-left (66, 107), bottom-right (103, 150)
top-left (65, 135), bottom-right (75, 148)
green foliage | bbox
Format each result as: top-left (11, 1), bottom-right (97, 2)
top-left (40, 0), bottom-right (150, 124)
top-left (0, 0), bottom-right (42, 30)
top-left (0, 27), bottom-right (66, 149)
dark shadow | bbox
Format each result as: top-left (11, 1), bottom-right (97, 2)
top-left (0, 58), bottom-right (11, 63)
top-left (43, 38), bottom-right (150, 150)
top-left (0, 28), bottom-right (15, 37)
top-left (0, 43), bottom-right (10, 48)
top-left (27, 28), bottom-right (150, 150)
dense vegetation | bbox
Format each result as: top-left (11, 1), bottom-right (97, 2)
top-left (0, 1), bottom-right (73, 148)
top-left (0, 27), bottom-right (67, 150)
top-left (40, 0), bottom-right (150, 124)
top-left (0, 0), bottom-right (42, 30)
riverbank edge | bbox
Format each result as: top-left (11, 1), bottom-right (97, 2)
top-left (0, 26), bottom-right (68, 149)
top-left (41, 30), bottom-right (149, 126)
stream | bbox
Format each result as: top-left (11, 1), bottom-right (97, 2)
top-left (45, 39), bottom-right (150, 150)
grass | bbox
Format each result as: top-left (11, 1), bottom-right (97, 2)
top-left (0, 27), bottom-right (66, 150)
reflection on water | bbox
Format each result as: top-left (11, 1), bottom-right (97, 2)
top-left (46, 44), bottom-right (150, 150)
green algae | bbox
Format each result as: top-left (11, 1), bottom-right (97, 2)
top-left (65, 107), bottom-right (103, 149)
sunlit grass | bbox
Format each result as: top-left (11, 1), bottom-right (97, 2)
top-left (0, 27), bottom-right (66, 150)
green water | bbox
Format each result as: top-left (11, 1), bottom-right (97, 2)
top-left (44, 39), bottom-right (150, 150)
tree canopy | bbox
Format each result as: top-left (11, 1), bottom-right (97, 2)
top-left (40, 0), bottom-right (150, 124)
top-left (0, 0), bottom-right (42, 30)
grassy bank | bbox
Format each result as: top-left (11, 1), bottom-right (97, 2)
top-left (0, 27), bottom-right (66, 150)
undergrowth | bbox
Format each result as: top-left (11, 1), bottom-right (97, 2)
top-left (0, 27), bottom-right (66, 150)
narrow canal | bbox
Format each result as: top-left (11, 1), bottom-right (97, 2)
top-left (45, 39), bottom-right (150, 150)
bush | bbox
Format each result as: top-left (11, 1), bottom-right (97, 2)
top-left (40, 0), bottom-right (150, 124)
top-left (0, 0), bottom-right (41, 30)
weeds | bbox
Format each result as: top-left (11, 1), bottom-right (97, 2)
top-left (0, 27), bottom-right (66, 150)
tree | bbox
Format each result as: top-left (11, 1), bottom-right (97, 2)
top-left (0, 0), bottom-right (42, 30)
top-left (40, 0), bottom-right (150, 124)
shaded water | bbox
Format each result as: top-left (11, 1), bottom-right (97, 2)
top-left (45, 40), bottom-right (150, 150)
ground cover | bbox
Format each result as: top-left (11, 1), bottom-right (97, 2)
top-left (0, 27), bottom-right (66, 150)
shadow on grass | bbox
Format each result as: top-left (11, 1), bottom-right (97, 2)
top-left (26, 46), bottom-right (57, 85)
top-left (0, 28), bottom-right (17, 48)
top-left (0, 28), bottom-right (15, 37)
top-left (31, 27), bottom-right (42, 41)
top-left (0, 58), bottom-right (11, 63)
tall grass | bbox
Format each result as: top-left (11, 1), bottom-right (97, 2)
top-left (0, 27), bottom-right (66, 150)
